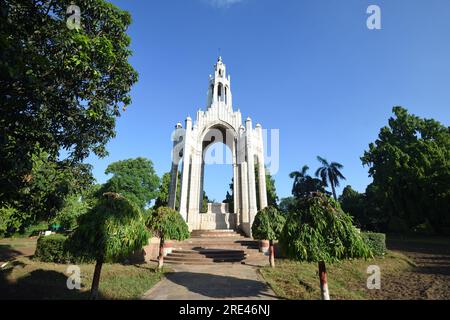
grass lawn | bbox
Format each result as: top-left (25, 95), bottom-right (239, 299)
top-left (260, 251), bottom-right (415, 300)
top-left (0, 256), bottom-right (168, 300)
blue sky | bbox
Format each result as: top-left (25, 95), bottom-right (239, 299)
top-left (87, 0), bottom-right (450, 202)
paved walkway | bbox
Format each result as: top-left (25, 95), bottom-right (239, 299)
top-left (142, 263), bottom-right (278, 300)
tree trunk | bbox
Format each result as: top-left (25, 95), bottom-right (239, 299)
top-left (90, 257), bottom-right (103, 300)
top-left (158, 237), bottom-right (165, 270)
top-left (331, 181), bottom-right (337, 201)
top-left (269, 239), bottom-right (275, 268)
top-left (318, 261), bottom-right (330, 300)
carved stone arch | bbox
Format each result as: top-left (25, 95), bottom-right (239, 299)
top-left (199, 120), bottom-right (238, 153)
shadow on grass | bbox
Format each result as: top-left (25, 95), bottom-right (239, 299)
top-left (0, 267), bottom-right (98, 300)
top-left (0, 245), bottom-right (23, 262)
top-left (165, 272), bottom-right (278, 299)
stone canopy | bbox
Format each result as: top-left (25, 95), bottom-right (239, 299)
top-left (168, 57), bottom-right (268, 237)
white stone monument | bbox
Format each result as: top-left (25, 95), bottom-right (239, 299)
top-left (168, 57), bottom-right (267, 236)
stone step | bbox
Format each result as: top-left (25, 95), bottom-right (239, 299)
top-left (166, 253), bottom-right (246, 260)
top-left (191, 233), bottom-right (244, 238)
top-left (164, 255), bottom-right (268, 265)
top-left (165, 230), bottom-right (264, 265)
top-left (178, 238), bottom-right (258, 244)
top-left (191, 229), bottom-right (237, 233)
top-left (191, 229), bottom-right (241, 235)
top-left (175, 244), bottom-right (259, 250)
top-left (168, 253), bottom-right (264, 260)
top-left (176, 243), bottom-right (259, 248)
top-left (164, 259), bottom-right (243, 265)
top-left (171, 249), bottom-right (246, 255)
top-left (165, 255), bottom-right (245, 263)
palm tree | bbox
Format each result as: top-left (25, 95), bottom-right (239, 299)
top-left (289, 165), bottom-right (309, 195)
top-left (315, 156), bottom-right (346, 200)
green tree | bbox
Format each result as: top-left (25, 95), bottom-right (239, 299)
top-left (69, 192), bottom-right (149, 299)
top-left (289, 165), bottom-right (326, 199)
top-left (0, 0), bottom-right (138, 211)
top-left (338, 185), bottom-right (367, 229)
top-left (0, 206), bottom-right (24, 237)
top-left (51, 184), bottom-right (100, 231)
top-left (200, 191), bottom-right (210, 213)
top-left (154, 172), bottom-right (181, 210)
top-left (278, 197), bottom-right (298, 214)
top-left (315, 157), bottom-right (346, 200)
top-left (280, 192), bottom-right (371, 299)
top-left (361, 106), bottom-right (450, 234)
top-left (147, 207), bottom-right (190, 270)
top-left (251, 206), bottom-right (286, 267)
top-left (223, 179), bottom-right (235, 212)
top-left (280, 192), bottom-right (371, 262)
top-left (99, 158), bottom-right (160, 210)
top-left (3, 147), bottom-right (95, 233)
top-left (265, 172), bottom-right (279, 208)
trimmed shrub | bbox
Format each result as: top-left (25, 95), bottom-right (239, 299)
top-left (362, 232), bottom-right (386, 256)
top-left (34, 234), bottom-right (72, 263)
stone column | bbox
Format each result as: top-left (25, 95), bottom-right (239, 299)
top-left (179, 117), bottom-right (192, 221)
top-left (240, 161), bottom-right (249, 225)
top-left (246, 118), bottom-right (258, 228)
top-left (256, 124), bottom-right (268, 210)
top-left (168, 123), bottom-right (183, 209)
top-left (168, 162), bottom-right (178, 210)
top-left (199, 160), bottom-right (205, 212)
top-left (188, 150), bottom-right (202, 228)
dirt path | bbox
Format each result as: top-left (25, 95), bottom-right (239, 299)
top-left (369, 237), bottom-right (450, 300)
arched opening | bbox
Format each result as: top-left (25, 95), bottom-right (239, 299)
top-left (218, 83), bottom-right (223, 99)
top-left (202, 142), bottom-right (233, 213)
top-left (200, 124), bottom-right (236, 218)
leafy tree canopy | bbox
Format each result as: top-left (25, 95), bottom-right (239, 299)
top-left (51, 184), bottom-right (100, 231)
top-left (147, 207), bottom-right (190, 241)
top-left (99, 158), bottom-right (160, 210)
top-left (0, 0), bottom-right (138, 208)
top-left (155, 173), bottom-right (169, 208)
top-left (1, 146), bottom-right (95, 234)
top-left (280, 193), bottom-right (372, 263)
top-left (69, 192), bottom-right (149, 262)
top-left (252, 206), bottom-right (286, 241)
top-left (289, 165), bottom-right (327, 199)
top-left (338, 185), bottom-right (367, 229)
top-left (315, 156), bottom-right (346, 200)
top-left (361, 106), bottom-right (450, 233)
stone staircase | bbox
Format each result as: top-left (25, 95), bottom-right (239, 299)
top-left (165, 230), bottom-right (266, 265)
